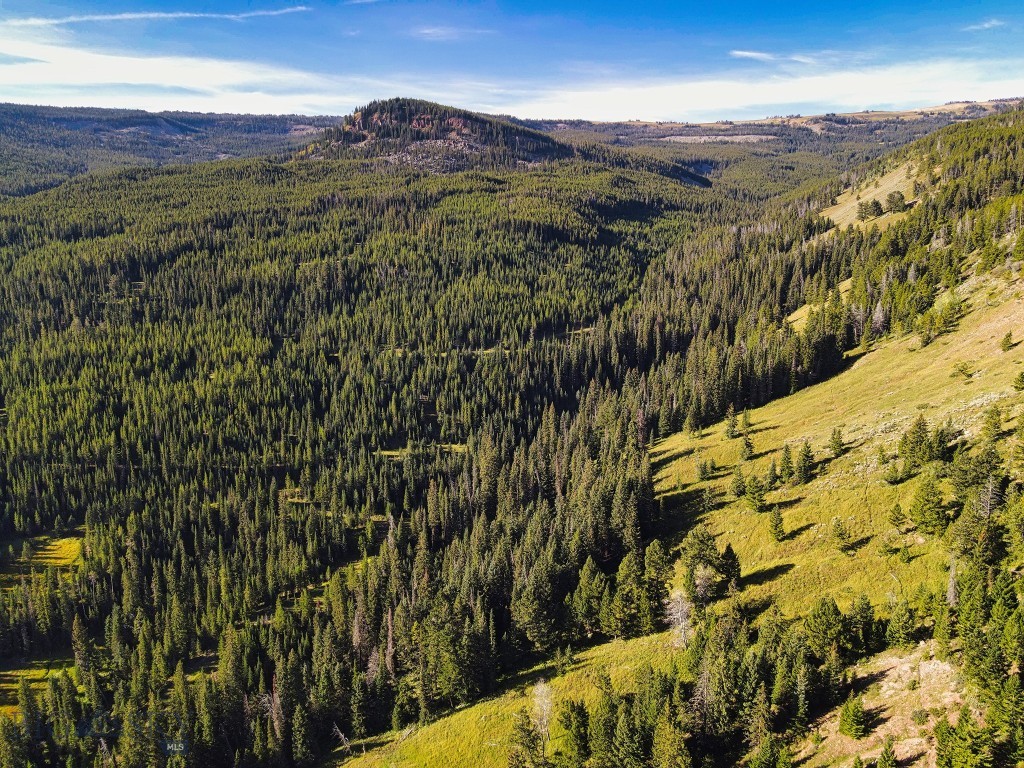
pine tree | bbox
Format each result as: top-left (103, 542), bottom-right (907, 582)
top-left (886, 600), bottom-right (914, 648)
top-left (779, 445), bottom-right (794, 483)
top-left (829, 427), bottom-right (845, 459)
top-left (740, 434), bottom-right (755, 461)
top-left (831, 517), bottom-right (852, 552)
top-left (999, 331), bottom-right (1013, 352)
top-left (749, 734), bottom-right (779, 768)
top-left (612, 702), bottom-right (644, 768)
top-left (731, 465), bottom-right (747, 498)
top-left (745, 476), bottom-right (767, 514)
top-left (887, 503), bottom-right (906, 532)
top-left (769, 506), bottom-right (785, 542)
top-left (838, 694), bottom-right (867, 738)
top-left (721, 543), bottom-right (741, 587)
top-left (557, 700), bottom-right (590, 766)
top-left (805, 597), bottom-right (844, 660)
top-left (651, 705), bottom-right (690, 768)
top-left (909, 475), bottom-right (946, 534)
top-left (508, 707), bottom-right (547, 768)
top-left (725, 405), bottom-right (739, 439)
top-left (292, 705), bottom-right (315, 766)
top-left (71, 614), bottom-right (90, 675)
top-left (795, 441), bottom-right (814, 484)
top-left (876, 735), bottom-right (897, 768)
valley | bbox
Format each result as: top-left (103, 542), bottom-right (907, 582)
top-left (0, 95), bottom-right (1020, 768)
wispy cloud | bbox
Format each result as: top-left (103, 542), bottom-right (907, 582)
top-left (730, 50), bottom-right (776, 62)
top-left (963, 19), bottom-right (1006, 32)
top-left (2, 7), bottom-right (310, 28)
top-left (730, 49), bottom-right (816, 65)
top-left (411, 26), bottom-right (491, 42)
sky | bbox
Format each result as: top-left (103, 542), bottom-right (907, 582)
top-left (1, 1), bottom-right (1023, 121)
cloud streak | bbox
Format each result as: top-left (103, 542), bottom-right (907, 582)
top-left (2, 7), bottom-right (310, 28)
top-left (964, 19), bottom-right (1005, 31)
top-left (730, 49), bottom-right (816, 65)
top-left (411, 26), bottom-right (492, 41)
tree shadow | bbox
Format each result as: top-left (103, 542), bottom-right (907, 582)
top-left (742, 562), bottom-right (794, 588)
top-left (850, 668), bottom-right (888, 695)
top-left (772, 496), bottom-right (804, 511)
top-left (738, 595), bottom-right (777, 622)
top-left (784, 522), bottom-right (814, 541)
top-left (844, 535), bottom-right (872, 554)
top-left (650, 444), bottom-right (694, 474)
top-left (898, 750), bottom-right (927, 767)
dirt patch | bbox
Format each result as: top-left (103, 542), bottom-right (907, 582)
top-left (796, 642), bottom-right (968, 767)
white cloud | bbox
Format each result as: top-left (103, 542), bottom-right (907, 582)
top-left (2, 7), bottom-right (310, 28)
top-left (964, 19), bottom-right (1005, 32)
top-left (730, 49), bottom-right (816, 65)
top-left (411, 26), bottom-right (492, 41)
top-left (490, 59), bottom-right (1024, 121)
top-left (730, 50), bottom-right (777, 62)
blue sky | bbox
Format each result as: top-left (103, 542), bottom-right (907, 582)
top-left (1, 1), bottom-right (1023, 120)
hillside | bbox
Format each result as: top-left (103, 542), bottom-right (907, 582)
top-left (331, 267), bottom-right (1024, 767)
top-left (0, 102), bottom-right (1021, 768)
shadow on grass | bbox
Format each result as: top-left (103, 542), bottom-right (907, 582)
top-left (651, 444), bottom-right (694, 475)
top-left (843, 535), bottom-right (872, 554)
top-left (772, 496), bottom-right (804, 511)
top-left (742, 562), bottom-right (794, 588)
top-left (784, 522), bottom-right (815, 541)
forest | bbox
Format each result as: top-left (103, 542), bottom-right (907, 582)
top-left (0, 97), bottom-right (1020, 767)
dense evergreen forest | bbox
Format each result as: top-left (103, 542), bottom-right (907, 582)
top-left (0, 98), bottom-right (1021, 767)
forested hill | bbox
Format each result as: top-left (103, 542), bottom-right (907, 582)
top-left (0, 101), bottom-right (1019, 768)
top-left (303, 98), bottom-right (711, 184)
top-left (0, 103), bottom-right (338, 197)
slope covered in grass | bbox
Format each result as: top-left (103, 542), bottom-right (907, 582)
top-left (654, 271), bottom-right (1023, 616)
top-left (332, 271), bottom-right (1022, 767)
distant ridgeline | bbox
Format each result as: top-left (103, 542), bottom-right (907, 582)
top-left (304, 98), bottom-right (710, 184)
top-left (0, 103), bottom-right (338, 196)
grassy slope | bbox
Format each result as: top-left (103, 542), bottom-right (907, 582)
top-left (656, 271), bottom-right (1023, 617)
top-left (819, 161), bottom-right (919, 232)
top-left (335, 634), bottom-right (672, 767)
top-left (332, 272), bottom-right (1023, 767)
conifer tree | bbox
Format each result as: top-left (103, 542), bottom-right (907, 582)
top-left (725, 405), bottom-right (739, 439)
top-left (876, 735), bottom-right (897, 768)
top-left (741, 434), bottom-right (755, 461)
top-left (838, 694), bottom-right (867, 738)
top-left (886, 600), bottom-right (914, 648)
top-left (769, 506), bottom-right (785, 542)
top-left (829, 427), bottom-right (845, 459)
top-left (745, 476), bottom-right (767, 514)
top-left (910, 475), bottom-right (946, 534)
top-left (779, 445), bottom-right (794, 483)
top-left (795, 441), bottom-right (814, 484)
